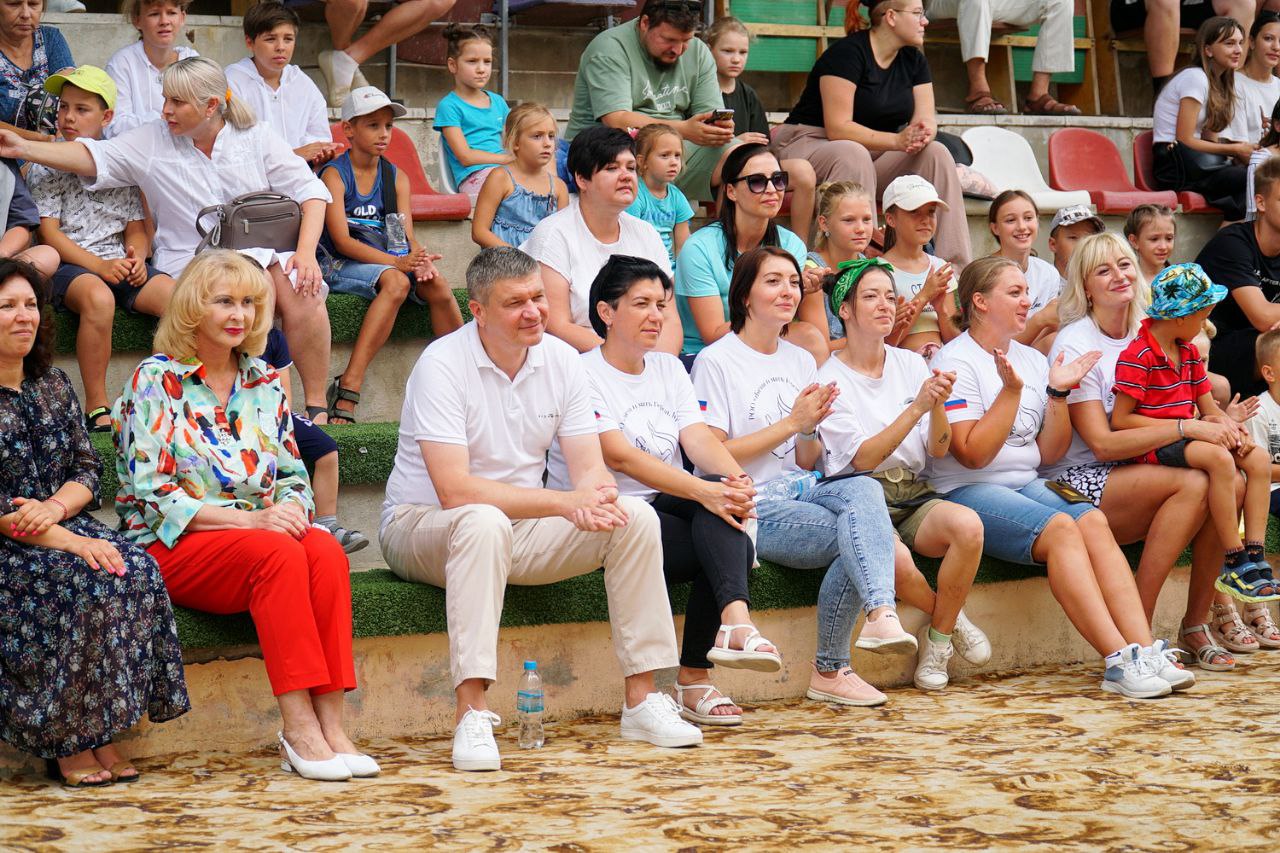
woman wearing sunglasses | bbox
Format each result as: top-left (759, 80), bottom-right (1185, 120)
top-left (771, 0), bottom-right (972, 271)
top-left (674, 143), bottom-right (828, 364)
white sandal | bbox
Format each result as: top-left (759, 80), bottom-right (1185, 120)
top-left (1211, 602), bottom-right (1260, 654)
top-left (673, 683), bottom-right (742, 726)
top-left (706, 623), bottom-right (782, 672)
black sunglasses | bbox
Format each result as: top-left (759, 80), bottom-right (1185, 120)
top-left (733, 170), bottom-right (789, 194)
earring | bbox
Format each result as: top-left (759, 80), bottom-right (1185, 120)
top-left (823, 230), bottom-right (830, 238)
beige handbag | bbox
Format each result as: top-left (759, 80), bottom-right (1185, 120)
top-left (194, 191), bottom-right (301, 254)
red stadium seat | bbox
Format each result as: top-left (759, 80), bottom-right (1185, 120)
top-left (1132, 130), bottom-right (1219, 215)
top-left (1048, 128), bottom-right (1177, 215)
top-left (330, 123), bottom-right (471, 222)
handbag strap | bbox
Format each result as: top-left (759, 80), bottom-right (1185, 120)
top-left (194, 202), bottom-right (225, 255)
top-left (378, 156), bottom-right (396, 222)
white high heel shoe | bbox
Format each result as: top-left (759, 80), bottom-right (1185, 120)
top-left (278, 732), bottom-right (352, 781)
top-left (337, 752), bottom-right (381, 777)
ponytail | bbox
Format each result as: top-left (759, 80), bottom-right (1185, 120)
top-left (163, 56), bottom-right (257, 131)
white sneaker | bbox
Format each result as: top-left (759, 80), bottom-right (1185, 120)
top-left (1101, 644), bottom-right (1173, 699)
top-left (952, 610), bottom-right (992, 665)
top-left (913, 629), bottom-right (954, 691)
top-left (452, 707), bottom-right (502, 771)
top-left (620, 693), bottom-right (703, 748)
top-left (1145, 639), bottom-right (1196, 692)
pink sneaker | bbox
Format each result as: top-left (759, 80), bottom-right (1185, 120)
top-left (805, 664), bottom-right (887, 707)
top-left (855, 610), bottom-right (918, 655)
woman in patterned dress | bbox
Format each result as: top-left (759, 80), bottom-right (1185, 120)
top-left (0, 257), bottom-right (188, 787)
top-left (113, 250), bottom-right (376, 782)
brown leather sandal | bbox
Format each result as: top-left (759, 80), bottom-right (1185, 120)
top-left (1023, 94), bottom-right (1082, 116)
top-left (965, 90), bottom-right (1007, 115)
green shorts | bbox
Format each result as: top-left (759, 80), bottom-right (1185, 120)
top-left (873, 469), bottom-right (943, 551)
top-left (675, 139), bottom-right (735, 202)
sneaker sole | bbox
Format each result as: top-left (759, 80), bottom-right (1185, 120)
top-left (913, 676), bottom-right (948, 691)
top-left (342, 538), bottom-right (370, 555)
top-left (1166, 676), bottom-right (1196, 692)
top-left (805, 687), bottom-right (887, 707)
top-left (1100, 681), bottom-right (1172, 699)
top-left (854, 635), bottom-right (919, 655)
top-left (953, 645), bottom-right (992, 666)
top-left (452, 757), bottom-right (501, 771)
top-left (1214, 577), bottom-right (1280, 604)
top-left (620, 729), bottom-right (702, 748)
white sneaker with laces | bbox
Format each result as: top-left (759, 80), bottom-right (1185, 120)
top-left (913, 629), bottom-right (954, 691)
top-left (1145, 639), bottom-right (1196, 691)
top-left (620, 693), bottom-right (703, 748)
top-left (1101, 643), bottom-right (1173, 699)
top-left (952, 610), bottom-right (992, 665)
top-left (452, 707), bottom-right (502, 771)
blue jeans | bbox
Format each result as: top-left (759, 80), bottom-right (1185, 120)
top-left (944, 478), bottom-right (1097, 565)
top-left (755, 475), bottom-right (896, 671)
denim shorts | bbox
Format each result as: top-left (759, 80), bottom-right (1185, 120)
top-left (943, 478), bottom-right (1097, 565)
top-left (322, 255), bottom-right (425, 305)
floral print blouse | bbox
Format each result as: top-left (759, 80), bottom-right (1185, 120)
top-left (0, 367), bottom-right (99, 515)
top-left (112, 353), bottom-right (314, 549)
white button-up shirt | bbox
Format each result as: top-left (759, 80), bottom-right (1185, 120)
top-left (104, 41), bottom-right (200, 139)
top-left (80, 119), bottom-right (331, 276)
top-left (225, 57), bottom-right (330, 150)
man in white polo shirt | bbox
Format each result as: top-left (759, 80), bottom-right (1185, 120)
top-left (380, 246), bottom-right (700, 771)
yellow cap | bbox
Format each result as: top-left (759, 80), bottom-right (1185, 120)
top-left (45, 65), bottom-right (117, 110)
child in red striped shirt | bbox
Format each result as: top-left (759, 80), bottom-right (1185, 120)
top-left (1111, 263), bottom-right (1276, 603)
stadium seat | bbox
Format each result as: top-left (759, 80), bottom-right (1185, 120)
top-left (436, 140), bottom-right (459, 194)
top-left (960, 126), bottom-right (1092, 212)
top-left (1047, 127), bottom-right (1177, 214)
top-left (329, 123), bottom-right (472, 221)
top-left (1132, 130), bottom-right (1219, 214)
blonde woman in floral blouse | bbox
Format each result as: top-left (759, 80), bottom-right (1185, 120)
top-left (0, 257), bottom-right (188, 788)
top-left (113, 250), bottom-right (377, 782)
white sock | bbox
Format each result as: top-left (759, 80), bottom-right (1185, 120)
top-left (330, 49), bottom-right (359, 78)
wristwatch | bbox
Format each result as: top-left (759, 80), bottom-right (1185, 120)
top-left (1045, 385), bottom-right (1071, 399)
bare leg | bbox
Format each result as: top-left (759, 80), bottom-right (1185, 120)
top-left (624, 671), bottom-right (658, 708)
top-left (1033, 514), bottom-right (1128, 655)
top-left (965, 57), bottom-right (991, 100)
top-left (892, 539), bottom-right (938, 618)
top-left (270, 263), bottom-right (332, 418)
top-left (1145, 0), bottom-right (1181, 78)
top-left (279, 689), bottom-right (336, 761)
top-left (62, 274), bottom-right (115, 417)
top-left (1184, 441), bottom-right (1246, 551)
top-left (415, 270), bottom-right (464, 337)
top-left (312, 689), bottom-right (358, 755)
top-left (1076, 511), bottom-right (1154, 646)
top-left (1027, 71), bottom-right (1053, 101)
top-left (311, 451), bottom-right (339, 518)
top-left (455, 677), bottom-right (488, 724)
top-left (345, 0), bottom-right (457, 65)
top-left (910, 503), bottom-right (984, 633)
top-left (1240, 446), bottom-right (1271, 545)
top-left (324, 0), bottom-right (368, 50)
top-left (130, 274), bottom-right (177, 317)
top-left (334, 269), bottom-right (411, 422)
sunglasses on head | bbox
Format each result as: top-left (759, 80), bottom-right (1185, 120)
top-left (733, 170), bottom-right (789, 194)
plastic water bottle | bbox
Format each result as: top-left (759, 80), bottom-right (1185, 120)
top-left (517, 660), bottom-right (545, 749)
top-left (754, 470), bottom-right (822, 503)
top-left (384, 212), bottom-right (409, 256)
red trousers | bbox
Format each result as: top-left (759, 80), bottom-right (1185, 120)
top-left (149, 527), bottom-right (356, 697)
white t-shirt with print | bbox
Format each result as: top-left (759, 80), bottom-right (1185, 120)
top-left (817, 347), bottom-right (932, 476)
top-left (27, 165), bottom-right (144, 260)
top-left (381, 323), bottom-right (599, 531)
top-left (926, 332), bottom-right (1050, 493)
top-left (691, 333), bottom-right (817, 484)
top-left (1024, 255), bottom-right (1063, 320)
top-left (521, 197), bottom-right (672, 329)
top-left (1152, 67), bottom-right (1209, 144)
top-left (1040, 317), bottom-right (1136, 478)
top-left (1247, 389), bottom-right (1280, 492)
top-left (888, 253), bottom-right (955, 335)
top-left (546, 348), bottom-right (704, 499)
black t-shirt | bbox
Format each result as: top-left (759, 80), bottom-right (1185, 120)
top-left (722, 80), bottom-right (769, 137)
top-left (1196, 221), bottom-right (1280, 338)
top-left (785, 30), bottom-right (930, 132)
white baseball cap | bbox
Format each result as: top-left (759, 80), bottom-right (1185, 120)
top-left (882, 174), bottom-right (949, 212)
top-left (341, 86), bottom-right (408, 122)
top-left (1048, 204), bottom-right (1105, 235)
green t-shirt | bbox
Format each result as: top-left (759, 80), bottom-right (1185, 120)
top-left (565, 19), bottom-right (724, 140)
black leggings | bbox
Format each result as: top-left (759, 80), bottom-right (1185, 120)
top-left (651, 490), bottom-right (753, 670)
top-left (1153, 142), bottom-right (1248, 222)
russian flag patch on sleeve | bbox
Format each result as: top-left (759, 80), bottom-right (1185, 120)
top-left (944, 399), bottom-right (967, 411)
top-left (698, 400), bottom-right (708, 412)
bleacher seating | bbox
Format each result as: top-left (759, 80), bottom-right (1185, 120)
top-left (961, 126), bottom-right (1092, 213)
top-left (1048, 127), bottom-right (1178, 214)
top-left (1131, 130), bottom-right (1219, 215)
top-left (330, 123), bottom-right (472, 221)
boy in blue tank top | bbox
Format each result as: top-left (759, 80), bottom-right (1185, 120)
top-left (320, 86), bottom-right (463, 423)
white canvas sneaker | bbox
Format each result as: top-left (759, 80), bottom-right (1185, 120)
top-left (913, 629), bottom-right (954, 691)
top-left (952, 610), bottom-right (992, 666)
top-left (620, 693), bottom-right (703, 748)
top-left (453, 707), bottom-right (502, 771)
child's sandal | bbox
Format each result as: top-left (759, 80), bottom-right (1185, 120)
top-left (1214, 564), bottom-right (1280, 603)
top-left (1210, 602), bottom-right (1260, 653)
top-left (1244, 603), bottom-right (1280, 649)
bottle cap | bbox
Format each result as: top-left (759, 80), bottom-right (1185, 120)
top-left (523, 660), bottom-right (537, 670)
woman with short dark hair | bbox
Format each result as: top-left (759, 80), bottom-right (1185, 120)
top-left (0, 257), bottom-right (188, 787)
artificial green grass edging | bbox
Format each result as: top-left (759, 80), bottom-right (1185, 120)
top-left (53, 289), bottom-right (472, 355)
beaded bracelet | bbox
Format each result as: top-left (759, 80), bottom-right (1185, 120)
top-left (46, 497), bottom-right (68, 521)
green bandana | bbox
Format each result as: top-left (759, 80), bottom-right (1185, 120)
top-left (829, 257), bottom-right (895, 316)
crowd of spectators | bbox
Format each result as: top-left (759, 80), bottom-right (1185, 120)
top-left (9, 0), bottom-right (1280, 790)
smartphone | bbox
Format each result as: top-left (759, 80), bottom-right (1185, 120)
top-left (706, 108), bottom-right (734, 123)
top-left (1045, 480), bottom-right (1092, 505)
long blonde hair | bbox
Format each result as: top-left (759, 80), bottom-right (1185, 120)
top-left (1060, 232), bottom-right (1149, 334)
top-left (153, 250), bottom-right (273, 360)
top-left (162, 56), bottom-right (256, 131)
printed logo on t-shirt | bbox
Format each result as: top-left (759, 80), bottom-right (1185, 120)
top-left (944, 398), bottom-right (967, 411)
top-left (620, 401), bottom-right (679, 464)
top-left (747, 377), bottom-right (800, 460)
top-left (353, 203), bottom-right (379, 218)
top-left (1269, 423), bottom-right (1280, 464)
top-left (640, 80), bottom-right (690, 113)
top-left (1007, 401), bottom-right (1043, 447)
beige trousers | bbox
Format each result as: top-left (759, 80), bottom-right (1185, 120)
top-left (379, 497), bottom-right (679, 688)
top-left (771, 125), bottom-right (973, 269)
top-left (925, 0), bottom-right (1076, 74)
